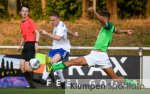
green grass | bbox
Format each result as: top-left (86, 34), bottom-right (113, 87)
top-left (65, 89), bottom-right (150, 94)
top-left (0, 88), bottom-right (150, 94)
top-left (0, 89), bottom-right (65, 94)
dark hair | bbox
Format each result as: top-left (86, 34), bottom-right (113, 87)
top-left (21, 5), bottom-right (30, 11)
top-left (50, 11), bottom-right (60, 18)
top-left (100, 10), bottom-right (111, 19)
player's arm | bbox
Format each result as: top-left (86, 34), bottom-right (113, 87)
top-left (35, 29), bottom-right (40, 43)
top-left (29, 19), bottom-right (40, 41)
top-left (115, 29), bottom-right (134, 35)
top-left (17, 37), bottom-right (24, 51)
top-left (30, 19), bottom-right (40, 50)
top-left (42, 30), bottom-right (62, 41)
top-left (34, 29), bottom-right (40, 51)
top-left (88, 7), bottom-right (107, 26)
top-left (67, 30), bottom-right (78, 37)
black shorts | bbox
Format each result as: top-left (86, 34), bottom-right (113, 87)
top-left (21, 42), bottom-right (35, 61)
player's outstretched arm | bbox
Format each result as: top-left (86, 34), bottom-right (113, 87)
top-left (17, 37), bottom-right (24, 51)
top-left (41, 29), bottom-right (62, 40)
top-left (87, 7), bottom-right (107, 26)
top-left (67, 30), bottom-right (78, 37)
top-left (35, 29), bottom-right (40, 51)
top-left (35, 29), bottom-right (40, 42)
top-left (115, 29), bottom-right (134, 35)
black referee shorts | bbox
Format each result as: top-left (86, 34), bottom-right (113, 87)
top-left (21, 42), bottom-right (35, 61)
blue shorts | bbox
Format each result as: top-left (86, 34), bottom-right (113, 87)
top-left (48, 48), bottom-right (69, 60)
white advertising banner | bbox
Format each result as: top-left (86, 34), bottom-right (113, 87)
top-left (143, 56), bottom-right (150, 88)
top-left (0, 55), bottom-right (20, 69)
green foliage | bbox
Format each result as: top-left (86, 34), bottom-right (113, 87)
top-left (0, 0), bottom-right (8, 18)
top-left (117, 0), bottom-right (147, 19)
top-left (46, 0), bottom-right (82, 21)
top-left (19, 0), bottom-right (43, 20)
top-left (97, 0), bottom-right (106, 10)
top-left (0, 0), bottom-right (149, 20)
top-left (96, 0), bottom-right (147, 19)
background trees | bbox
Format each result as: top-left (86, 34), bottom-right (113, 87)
top-left (106, 0), bottom-right (118, 20)
top-left (41, 0), bottom-right (46, 16)
top-left (0, 0), bottom-right (149, 20)
top-left (146, 0), bottom-right (150, 18)
top-left (8, 0), bottom-right (17, 16)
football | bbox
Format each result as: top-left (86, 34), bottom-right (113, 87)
top-left (29, 58), bottom-right (40, 70)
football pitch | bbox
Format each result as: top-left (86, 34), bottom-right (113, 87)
top-left (0, 89), bottom-right (150, 94)
top-left (0, 89), bottom-right (64, 94)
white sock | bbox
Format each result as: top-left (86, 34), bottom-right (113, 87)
top-left (42, 65), bottom-right (50, 80)
top-left (55, 69), bottom-right (65, 82)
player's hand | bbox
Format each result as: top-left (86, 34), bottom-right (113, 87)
top-left (74, 32), bottom-right (79, 37)
top-left (87, 7), bottom-right (94, 12)
top-left (127, 30), bottom-right (134, 35)
top-left (42, 30), bottom-right (48, 35)
top-left (17, 46), bottom-right (22, 52)
top-left (35, 42), bottom-right (39, 51)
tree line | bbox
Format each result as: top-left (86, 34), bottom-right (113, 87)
top-left (0, 0), bottom-right (150, 20)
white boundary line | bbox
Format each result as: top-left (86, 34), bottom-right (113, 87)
top-left (0, 46), bottom-right (146, 50)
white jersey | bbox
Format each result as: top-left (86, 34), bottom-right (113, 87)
top-left (52, 21), bottom-right (71, 52)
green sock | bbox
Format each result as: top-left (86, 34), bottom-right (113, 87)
top-left (124, 79), bottom-right (137, 86)
top-left (52, 62), bottom-right (67, 71)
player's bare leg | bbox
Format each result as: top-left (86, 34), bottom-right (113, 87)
top-left (65, 57), bottom-right (88, 67)
top-left (20, 60), bottom-right (35, 88)
top-left (51, 54), bottom-right (62, 64)
top-left (104, 67), bottom-right (137, 86)
top-left (45, 54), bottom-right (61, 72)
top-left (20, 59), bottom-right (25, 73)
top-left (50, 57), bottom-right (88, 71)
top-left (24, 61), bottom-right (33, 72)
top-left (65, 58), bottom-right (124, 84)
top-left (44, 53), bottom-right (67, 88)
top-left (51, 54), bottom-right (66, 88)
top-left (103, 67), bottom-right (124, 82)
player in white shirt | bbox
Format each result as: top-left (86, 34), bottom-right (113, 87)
top-left (35, 11), bottom-right (78, 88)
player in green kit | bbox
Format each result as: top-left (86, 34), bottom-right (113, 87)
top-left (46, 7), bottom-right (137, 86)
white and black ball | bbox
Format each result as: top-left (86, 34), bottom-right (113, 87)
top-left (29, 58), bottom-right (40, 70)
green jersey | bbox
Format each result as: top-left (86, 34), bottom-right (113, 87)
top-left (93, 22), bottom-right (115, 52)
